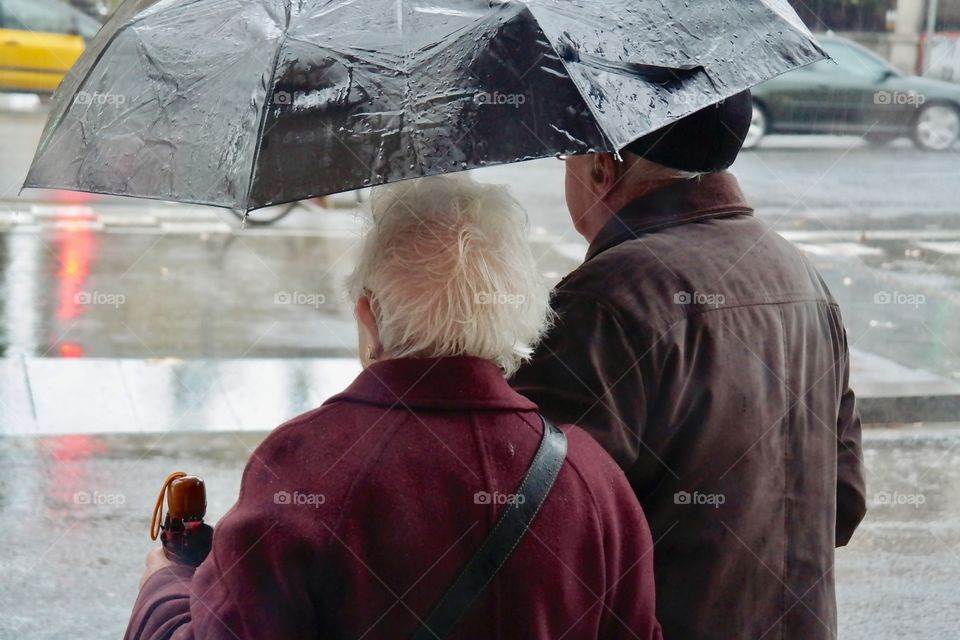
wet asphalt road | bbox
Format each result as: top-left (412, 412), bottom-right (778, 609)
top-left (0, 427), bottom-right (958, 639)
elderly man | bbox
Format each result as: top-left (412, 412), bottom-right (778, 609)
top-left (511, 91), bottom-right (867, 639)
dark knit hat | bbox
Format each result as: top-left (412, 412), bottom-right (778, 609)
top-left (622, 90), bottom-right (752, 172)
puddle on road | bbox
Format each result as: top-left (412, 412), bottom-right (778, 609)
top-left (0, 228), bottom-right (359, 358)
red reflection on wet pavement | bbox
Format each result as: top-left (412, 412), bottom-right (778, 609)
top-left (49, 191), bottom-right (98, 205)
top-left (52, 212), bottom-right (99, 362)
top-left (42, 434), bottom-right (109, 462)
top-left (41, 435), bottom-right (110, 511)
top-left (56, 226), bottom-right (95, 322)
top-left (59, 342), bottom-right (86, 358)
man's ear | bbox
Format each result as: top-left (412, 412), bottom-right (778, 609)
top-left (591, 152), bottom-right (621, 193)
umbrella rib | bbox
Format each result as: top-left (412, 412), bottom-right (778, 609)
top-left (521, 5), bottom-right (616, 152)
top-left (398, 0), bottom-right (422, 181)
top-left (242, 31), bottom-right (290, 213)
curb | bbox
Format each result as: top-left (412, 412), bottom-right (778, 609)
top-left (2, 356), bottom-right (957, 434)
top-left (859, 394), bottom-right (960, 425)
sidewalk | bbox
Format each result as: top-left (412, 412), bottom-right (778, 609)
top-left (1, 351), bottom-right (958, 435)
top-left (0, 424), bottom-right (956, 639)
top-left (0, 356), bottom-right (361, 435)
top-left (851, 349), bottom-right (960, 423)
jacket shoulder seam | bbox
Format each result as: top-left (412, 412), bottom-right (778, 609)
top-left (551, 288), bottom-right (649, 338)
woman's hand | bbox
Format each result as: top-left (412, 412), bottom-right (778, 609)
top-left (139, 547), bottom-right (174, 590)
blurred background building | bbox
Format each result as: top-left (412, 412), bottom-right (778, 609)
top-left (791, 0), bottom-right (960, 78)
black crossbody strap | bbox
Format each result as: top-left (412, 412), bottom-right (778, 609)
top-left (410, 415), bottom-right (567, 640)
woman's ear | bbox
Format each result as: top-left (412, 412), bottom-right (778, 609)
top-left (355, 296), bottom-right (383, 363)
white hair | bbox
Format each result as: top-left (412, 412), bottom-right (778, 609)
top-left (346, 174), bottom-right (553, 377)
top-left (624, 153), bottom-right (704, 180)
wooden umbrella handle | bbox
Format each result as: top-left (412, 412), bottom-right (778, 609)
top-left (150, 472), bottom-right (187, 540)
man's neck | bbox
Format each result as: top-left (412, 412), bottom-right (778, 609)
top-left (584, 177), bottom-right (688, 243)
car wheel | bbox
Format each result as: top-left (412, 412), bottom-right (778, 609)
top-left (742, 102), bottom-right (767, 149)
top-left (912, 104), bottom-right (960, 151)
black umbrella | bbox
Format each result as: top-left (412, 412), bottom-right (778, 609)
top-left (25, 0), bottom-right (825, 213)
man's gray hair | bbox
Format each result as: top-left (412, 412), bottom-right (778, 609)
top-left (346, 174), bottom-right (553, 376)
top-left (624, 153), bottom-right (704, 180)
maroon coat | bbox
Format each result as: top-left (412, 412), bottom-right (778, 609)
top-left (126, 356), bottom-right (662, 640)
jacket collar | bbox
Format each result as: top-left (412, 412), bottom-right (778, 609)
top-left (325, 356), bottom-right (538, 412)
top-left (586, 171), bottom-right (753, 261)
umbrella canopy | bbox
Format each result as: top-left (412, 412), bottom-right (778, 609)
top-left (25, 0), bottom-right (825, 212)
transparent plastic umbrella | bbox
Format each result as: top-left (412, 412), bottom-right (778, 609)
top-left (25, 0), bottom-right (826, 213)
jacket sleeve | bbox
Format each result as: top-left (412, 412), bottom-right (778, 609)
top-left (835, 332), bottom-right (867, 547)
top-left (124, 443), bottom-right (322, 640)
top-left (510, 291), bottom-right (650, 470)
top-left (571, 430), bottom-right (663, 640)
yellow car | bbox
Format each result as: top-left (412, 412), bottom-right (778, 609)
top-left (0, 0), bottom-right (101, 93)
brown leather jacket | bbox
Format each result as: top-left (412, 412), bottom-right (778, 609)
top-left (512, 172), bottom-right (866, 640)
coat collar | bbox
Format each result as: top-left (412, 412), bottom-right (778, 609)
top-left (325, 356), bottom-right (538, 412)
top-left (585, 171), bottom-right (753, 261)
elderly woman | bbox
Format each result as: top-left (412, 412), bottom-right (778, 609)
top-left (126, 175), bottom-right (661, 640)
